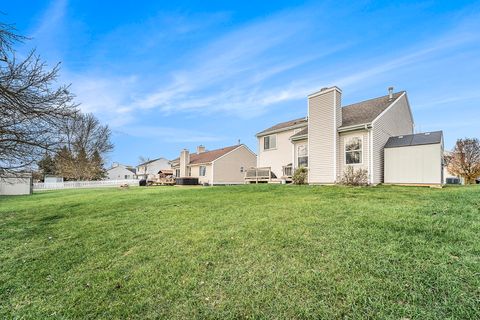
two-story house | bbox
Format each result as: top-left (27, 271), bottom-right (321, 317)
top-left (255, 86), bottom-right (423, 184)
top-left (136, 158), bottom-right (171, 180)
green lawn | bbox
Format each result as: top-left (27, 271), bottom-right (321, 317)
top-left (1, 185), bottom-right (479, 319)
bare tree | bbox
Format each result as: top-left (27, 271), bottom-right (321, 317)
top-left (63, 113), bottom-right (113, 158)
top-left (0, 21), bottom-right (78, 172)
top-left (55, 113), bottom-right (113, 180)
top-left (446, 138), bottom-right (480, 184)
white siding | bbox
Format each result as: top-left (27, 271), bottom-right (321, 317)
top-left (106, 165), bottom-right (136, 180)
top-left (385, 144), bottom-right (443, 185)
top-left (257, 128), bottom-right (302, 178)
top-left (372, 94), bottom-right (414, 184)
top-left (137, 158), bottom-right (171, 179)
top-left (0, 176), bottom-right (33, 195)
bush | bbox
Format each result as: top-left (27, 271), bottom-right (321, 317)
top-left (340, 166), bottom-right (369, 186)
top-left (292, 167), bottom-right (308, 185)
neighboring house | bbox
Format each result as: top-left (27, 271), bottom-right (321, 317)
top-left (44, 175), bottom-right (63, 183)
top-left (170, 144), bottom-right (256, 185)
top-left (136, 158), bottom-right (170, 180)
top-left (384, 131), bottom-right (444, 185)
top-left (255, 86), bottom-right (441, 184)
top-left (106, 163), bottom-right (137, 180)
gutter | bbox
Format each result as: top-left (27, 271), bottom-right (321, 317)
top-left (256, 122), bottom-right (307, 137)
top-left (337, 123), bottom-right (372, 133)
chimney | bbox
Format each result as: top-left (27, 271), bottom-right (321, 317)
top-left (179, 149), bottom-right (190, 177)
top-left (307, 86), bottom-right (342, 184)
top-left (196, 145), bottom-right (206, 154)
top-left (388, 86), bottom-right (394, 100)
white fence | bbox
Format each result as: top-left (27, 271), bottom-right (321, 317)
top-left (33, 179), bottom-right (140, 191)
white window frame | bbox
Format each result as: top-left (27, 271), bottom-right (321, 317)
top-left (297, 143), bottom-right (308, 168)
top-left (344, 135), bottom-right (363, 165)
top-left (263, 134), bottom-right (277, 151)
top-left (199, 166), bottom-right (206, 177)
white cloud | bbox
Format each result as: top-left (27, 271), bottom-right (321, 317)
top-left (116, 126), bottom-right (224, 143)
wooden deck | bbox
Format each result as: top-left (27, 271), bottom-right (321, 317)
top-left (244, 166), bottom-right (293, 184)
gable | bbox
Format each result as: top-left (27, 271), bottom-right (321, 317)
top-left (340, 92), bottom-right (404, 128)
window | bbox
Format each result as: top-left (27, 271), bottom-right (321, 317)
top-left (297, 144), bottom-right (308, 167)
top-left (345, 136), bottom-right (362, 164)
top-left (175, 169), bottom-right (180, 177)
top-left (199, 166), bottom-right (206, 176)
top-left (124, 175), bottom-right (129, 179)
top-left (264, 135), bottom-right (277, 150)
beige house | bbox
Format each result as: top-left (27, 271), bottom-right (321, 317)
top-left (254, 86), bottom-right (441, 184)
top-left (170, 144), bottom-right (256, 185)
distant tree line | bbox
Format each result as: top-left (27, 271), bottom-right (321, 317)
top-left (0, 20), bottom-right (113, 180)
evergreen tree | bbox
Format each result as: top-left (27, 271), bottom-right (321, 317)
top-left (37, 153), bottom-right (56, 177)
top-left (54, 146), bottom-right (75, 180)
top-left (90, 150), bottom-right (106, 180)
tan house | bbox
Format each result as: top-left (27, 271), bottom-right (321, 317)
top-left (254, 86), bottom-right (441, 184)
top-left (170, 144), bottom-right (256, 185)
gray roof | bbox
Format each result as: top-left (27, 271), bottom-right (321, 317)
top-left (384, 131), bottom-right (443, 148)
top-left (340, 91), bottom-right (405, 128)
top-left (290, 127), bottom-right (308, 140)
top-left (257, 91), bottom-right (406, 136)
top-left (256, 117), bottom-right (307, 136)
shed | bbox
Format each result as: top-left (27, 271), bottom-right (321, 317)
top-left (0, 173), bottom-right (33, 195)
top-left (384, 131), bottom-right (444, 185)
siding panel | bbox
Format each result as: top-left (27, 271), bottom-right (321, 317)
top-left (308, 88), bottom-right (340, 183)
top-left (372, 94), bottom-right (414, 184)
top-left (213, 145), bottom-right (257, 184)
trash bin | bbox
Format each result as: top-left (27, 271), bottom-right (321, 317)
top-left (139, 179), bottom-right (147, 186)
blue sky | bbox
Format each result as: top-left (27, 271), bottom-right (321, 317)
top-left (4, 0), bottom-right (480, 165)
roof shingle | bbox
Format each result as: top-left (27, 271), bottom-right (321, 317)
top-left (340, 91), bottom-right (404, 128)
top-left (257, 91), bottom-right (406, 136)
top-left (384, 131), bottom-right (443, 148)
top-left (256, 117), bottom-right (307, 136)
top-left (172, 145), bottom-right (242, 165)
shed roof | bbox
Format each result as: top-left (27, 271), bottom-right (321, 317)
top-left (384, 131), bottom-right (443, 148)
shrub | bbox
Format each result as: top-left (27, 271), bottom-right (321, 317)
top-left (340, 166), bottom-right (369, 186)
top-left (292, 167), bottom-right (308, 185)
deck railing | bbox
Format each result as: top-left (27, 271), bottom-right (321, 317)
top-left (283, 165), bottom-right (293, 177)
top-left (245, 167), bottom-right (272, 182)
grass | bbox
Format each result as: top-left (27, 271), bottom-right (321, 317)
top-left (0, 184), bottom-right (479, 319)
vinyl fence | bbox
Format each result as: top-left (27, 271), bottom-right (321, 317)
top-left (33, 179), bottom-right (140, 191)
